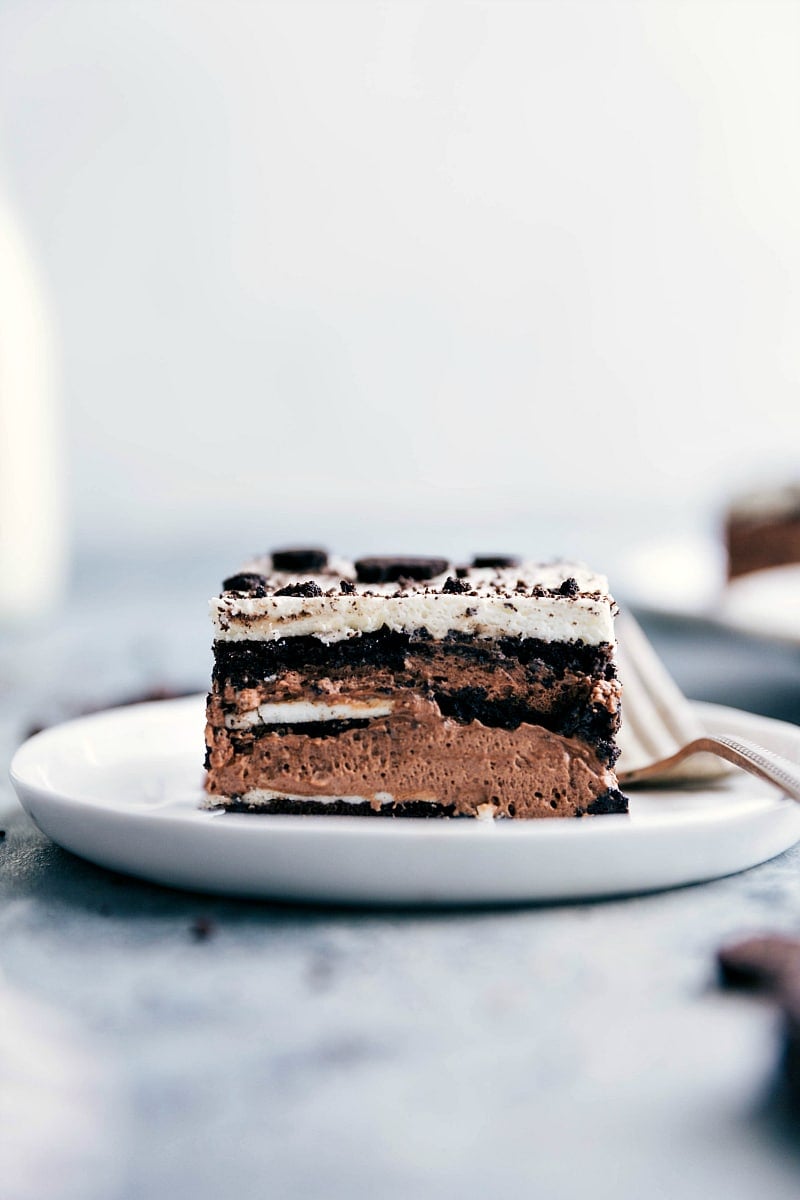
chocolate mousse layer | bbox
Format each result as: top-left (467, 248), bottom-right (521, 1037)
top-left (205, 692), bottom-right (624, 818)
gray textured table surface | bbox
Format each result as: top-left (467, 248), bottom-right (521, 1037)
top-left (2, 555), bottom-right (800, 1200)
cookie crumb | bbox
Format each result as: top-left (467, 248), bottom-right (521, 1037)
top-left (190, 916), bottom-right (216, 942)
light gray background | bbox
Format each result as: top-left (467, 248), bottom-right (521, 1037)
top-left (3, 10), bottom-right (800, 1197)
top-left (1, 0), bottom-right (799, 557)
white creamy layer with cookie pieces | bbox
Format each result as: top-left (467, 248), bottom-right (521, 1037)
top-left (211, 558), bottom-right (616, 646)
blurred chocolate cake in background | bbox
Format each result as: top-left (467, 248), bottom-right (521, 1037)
top-left (725, 484), bottom-right (800, 580)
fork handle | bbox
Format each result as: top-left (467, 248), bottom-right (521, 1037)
top-left (622, 735), bottom-right (800, 802)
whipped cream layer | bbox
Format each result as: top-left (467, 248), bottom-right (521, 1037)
top-left (211, 559), bottom-right (615, 646)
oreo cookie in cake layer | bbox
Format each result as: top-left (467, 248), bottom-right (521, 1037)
top-left (204, 549), bottom-right (627, 819)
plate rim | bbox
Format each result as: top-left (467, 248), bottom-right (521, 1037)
top-left (9, 694), bottom-right (800, 843)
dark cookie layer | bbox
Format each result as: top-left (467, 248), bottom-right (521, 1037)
top-left (217, 797), bottom-right (457, 818)
top-left (213, 630), bottom-right (616, 686)
top-left (211, 786), bottom-right (627, 819)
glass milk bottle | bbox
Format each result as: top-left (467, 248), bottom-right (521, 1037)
top-left (0, 190), bottom-right (66, 620)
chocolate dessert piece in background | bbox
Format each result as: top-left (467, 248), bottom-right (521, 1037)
top-left (725, 484), bottom-right (800, 579)
top-left (204, 550), bottom-right (626, 819)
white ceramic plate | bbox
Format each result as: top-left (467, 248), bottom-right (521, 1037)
top-left (10, 696), bottom-right (800, 906)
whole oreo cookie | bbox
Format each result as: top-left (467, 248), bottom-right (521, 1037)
top-left (472, 555), bottom-right (521, 569)
top-left (271, 547), bottom-right (329, 571)
top-left (354, 556), bottom-right (449, 584)
top-left (222, 572), bottom-right (269, 596)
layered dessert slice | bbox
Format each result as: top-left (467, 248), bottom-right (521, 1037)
top-left (204, 549), bottom-right (627, 818)
top-left (725, 484), bottom-right (800, 579)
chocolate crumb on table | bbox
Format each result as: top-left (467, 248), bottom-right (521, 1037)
top-left (718, 934), bottom-right (800, 1103)
top-left (718, 935), bottom-right (800, 991)
top-left (203, 550), bottom-right (627, 820)
top-left (190, 916), bottom-right (216, 942)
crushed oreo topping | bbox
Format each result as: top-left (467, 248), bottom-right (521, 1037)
top-left (472, 555), bottom-right (521, 569)
top-left (274, 581), bottom-right (323, 598)
top-left (442, 576), bottom-right (471, 594)
top-left (354, 556), bottom-right (449, 584)
top-left (271, 547), bottom-right (329, 572)
top-left (340, 579), bottom-right (356, 594)
top-left (222, 572), bottom-right (269, 596)
top-left (556, 577), bottom-right (580, 597)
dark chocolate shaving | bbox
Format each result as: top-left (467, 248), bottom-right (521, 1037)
top-left (213, 787), bottom-right (626, 820)
top-left (220, 796), bottom-right (458, 818)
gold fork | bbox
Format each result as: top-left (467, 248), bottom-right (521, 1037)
top-left (615, 611), bottom-right (800, 801)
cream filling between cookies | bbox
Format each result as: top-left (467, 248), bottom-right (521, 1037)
top-left (224, 699), bottom-right (394, 729)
